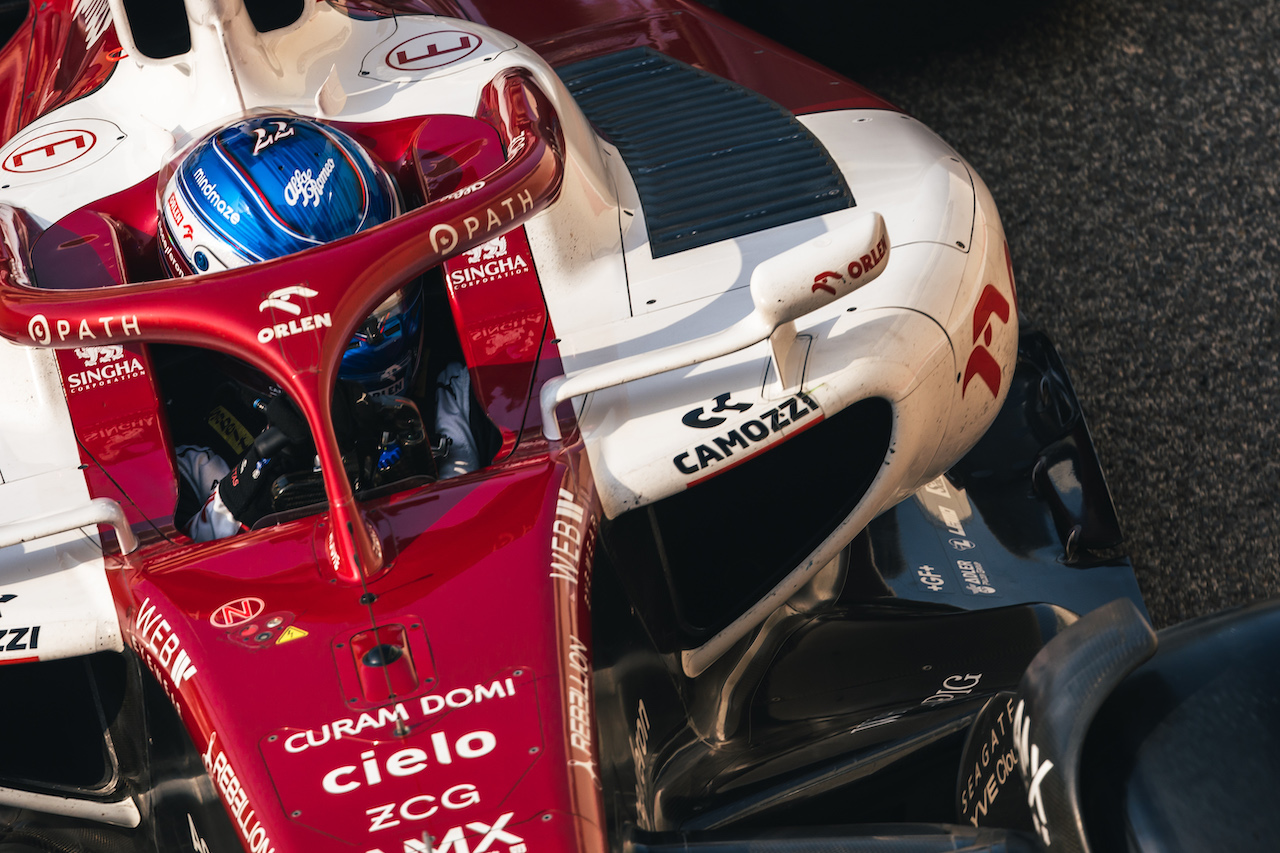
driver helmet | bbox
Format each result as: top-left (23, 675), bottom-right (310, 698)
top-left (158, 113), bottom-right (422, 396)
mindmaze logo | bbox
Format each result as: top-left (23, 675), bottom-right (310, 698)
top-left (192, 168), bottom-right (242, 225)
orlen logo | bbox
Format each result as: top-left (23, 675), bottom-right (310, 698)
top-left (257, 285), bottom-right (332, 344)
top-left (811, 236), bottom-right (888, 295)
top-left (386, 31), bottom-right (482, 71)
top-left (259, 285), bottom-right (317, 315)
top-left (961, 284), bottom-right (1011, 399)
top-left (166, 193), bottom-right (194, 240)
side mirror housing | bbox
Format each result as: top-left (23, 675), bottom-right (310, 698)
top-left (541, 212), bottom-right (890, 439)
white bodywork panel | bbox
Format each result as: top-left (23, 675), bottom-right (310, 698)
top-left (0, 339), bottom-right (121, 662)
top-left (538, 110), bottom-right (1014, 519)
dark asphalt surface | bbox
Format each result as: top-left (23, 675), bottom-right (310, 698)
top-left (729, 0), bottom-right (1280, 628)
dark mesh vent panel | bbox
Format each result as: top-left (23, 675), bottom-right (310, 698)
top-left (557, 48), bottom-right (855, 257)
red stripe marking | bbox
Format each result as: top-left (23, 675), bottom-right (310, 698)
top-left (687, 412), bottom-right (827, 488)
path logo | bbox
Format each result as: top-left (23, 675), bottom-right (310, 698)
top-left (962, 284), bottom-right (1010, 399)
top-left (211, 597), bottom-right (265, 628)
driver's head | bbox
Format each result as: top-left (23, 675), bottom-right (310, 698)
top-left (158, 113), bottom-right (422, 395)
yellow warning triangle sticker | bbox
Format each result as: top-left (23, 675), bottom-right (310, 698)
top-left (276, 626), bottom-right (308, 645)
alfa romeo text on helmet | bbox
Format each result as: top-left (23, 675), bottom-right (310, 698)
top-left (158, 114), bottom-right (421, 396)
top-left (159, 113), bottom-right (400, 274)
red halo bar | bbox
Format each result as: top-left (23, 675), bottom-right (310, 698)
top-left (0, 68), bottom-right (566, 584)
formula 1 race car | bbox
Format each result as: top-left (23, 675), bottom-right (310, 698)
top-left (0, 3), bottom-right (1276, 853)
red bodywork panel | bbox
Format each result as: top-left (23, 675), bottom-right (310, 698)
top-left (55, 343), bottom-right (178, 534)
top-left (109, 447), bottom-right (602, 852)
top-left (1, 0), bottom-right (895, 146)
top-left (455, 0), bottom-right (896, 114)
top-left (0, 62), bottom-right (604, 852)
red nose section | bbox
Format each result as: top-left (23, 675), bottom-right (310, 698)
top-left (351, 624), bottom-right (420, 704)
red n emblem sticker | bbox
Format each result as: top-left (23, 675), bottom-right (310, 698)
top-left (211, 597), bottom-right (265, 628)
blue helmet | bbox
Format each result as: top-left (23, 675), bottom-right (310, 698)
top-left (159, 114), bottom-right (421, 395)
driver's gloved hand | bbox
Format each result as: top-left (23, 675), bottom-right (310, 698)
top-left (215, 382), bottom-right (376, 527)
top-left (216, 393), bottom-right (313, 526)
top-left (216, 444), bottom-right (278, 525)
top-left (263, 394), bottom-right (311, 448)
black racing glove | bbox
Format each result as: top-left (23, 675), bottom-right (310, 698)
top-left (217, 394), bottom-right (313, 526)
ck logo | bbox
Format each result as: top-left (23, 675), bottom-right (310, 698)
top-left (259, 285), bottom-right (319, 316)
top-left (682, 392), bottom-right (752, 429)
top-left (962, 284), bottom-right (1011, 399)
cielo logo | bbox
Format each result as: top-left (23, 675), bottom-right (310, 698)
top-left (257, 285), bottom-right (332, 344)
